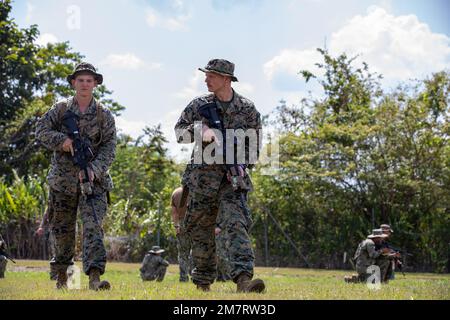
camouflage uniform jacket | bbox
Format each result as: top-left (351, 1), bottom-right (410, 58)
top-left (174, 90), bottom-right (262, 196)
top-left (354, 238), bottom-right (383, 272)
top-left (36, 97), bottom-right (116, 194)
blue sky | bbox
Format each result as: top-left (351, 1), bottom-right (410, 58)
top-left (10, 0), bottom-right (450, 160)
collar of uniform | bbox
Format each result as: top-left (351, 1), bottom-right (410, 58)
top-left (215, 88), bottom-right (240, 115)
top-left (70, 96), bottom-right (97, 116)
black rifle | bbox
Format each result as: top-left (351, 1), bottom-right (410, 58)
top-left (385, 243), bottom-right (413, 257)
top-left (379, 242), bottom-right (412, 277)
top-left (198, 101), bottom-right (251, 221)
top-left (0, 250), bottom-right (16, 264)
top-left (62, 110), bottom-right (99, 225)
top-left (0, 235), bottom-right (15, 264)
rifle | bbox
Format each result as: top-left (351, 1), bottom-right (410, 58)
top-left (62, 110), bottom-right (99, 225)
top-left (385, 243), bottom-right (413, 257)
top-left (0, 249), bottom-right (16, 264)
top-left (198, 101), bottom-right (251, 222)
top-left (0, 237), bottom-right (16, 264)
top-left (381, 242), bottom-right (413, 277)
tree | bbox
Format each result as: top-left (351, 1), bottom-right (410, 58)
top-left (251, 49), bottom-right (450, 272)
top-left (0, 0), bottom-right (125, 180)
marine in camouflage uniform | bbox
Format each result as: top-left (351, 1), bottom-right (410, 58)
top-left (140, 246), bottom-right (170, 282)
top-left (174, 59), bottom-right (265, 293)
top-left (171, 186), bottom-right (193, 282)
top-left (35, 62), bottom-right (116, 290)
top-left (377, 224), bottom-right (400, 281)
top-left (353, 229), bottom-right (390, 283)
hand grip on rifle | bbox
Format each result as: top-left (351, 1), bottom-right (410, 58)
top-left (227, 165), bottom-right (247, 192)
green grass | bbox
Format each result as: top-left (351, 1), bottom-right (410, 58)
top-left (0, 260), bottom-right (449, 300)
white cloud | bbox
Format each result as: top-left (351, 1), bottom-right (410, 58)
top-left (145, 7), bottom-right (191, 31)
top-left (100, 53), bottom-right (162, 71)
top-left (264, 48), bottom-right (322, 81)
top-left (115, 117), bottom-right (147, 138)
top-left (264, 6), bottom-right (450, 90)
top-left (329, 6), bottom-right (450, 81)
top-left (35, 33), bottom-right (58, 46)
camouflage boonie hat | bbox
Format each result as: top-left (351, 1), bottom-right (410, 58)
top-left (149, 246), bottom-right (165, 254)
top-left (380, 224), bottom-right (394, 233)
top-left (67, 62), bottom-right (103, 85)
top-left (368, 229), bottom-right (388, 239)
top-left (199, 59), bottom-right (238, 82)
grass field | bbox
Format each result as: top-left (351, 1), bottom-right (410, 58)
top-left (0, 260), bottom-right (449, 300)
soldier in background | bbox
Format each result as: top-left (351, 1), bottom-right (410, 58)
top-left (175, 59), bottom-right (265, 293)
top-left (140, 246), bottom-right (170, 282)
top-left (352, 229), bottom-right (390, 283)
top-left (171, 186), bottom-right (192, 282)
top-left (36, 62), bottom-right (116, 290)
top-left (378, 224), bottom-right (401, 281)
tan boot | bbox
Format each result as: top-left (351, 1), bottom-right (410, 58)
top-left (56, 270), bottom-right (68, 289)
top-left (236, 273), bottom-right (265, 293)
top-left (196, 284), bottom-right (211, 292)
top-left (89, 268), bottom-right (111, 291)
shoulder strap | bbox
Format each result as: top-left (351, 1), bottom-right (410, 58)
top-left (93, 101), bottom-right (105, 147)
top-left (56, 98), bottom-right (72, 130)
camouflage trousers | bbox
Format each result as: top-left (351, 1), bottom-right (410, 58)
top-left (357, 259), bottom-right (391, 283)
top-left (0, 256), bottom-right (7, 278)
top-left (185, 180), bottom-right (254, 286)
top-left (141, 266), bottom-right (167, 282)
top-left (49, 186), bottom-right (108, 276)
top-left (46, 230), bottom-right (57, 280)
top-left (375, 256), bottom-right (391, 282)
top-left (177, 226), bottom-right (192, 282)
top-left (216, 230), bottom-right (231, 281)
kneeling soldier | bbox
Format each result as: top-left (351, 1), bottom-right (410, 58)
top-left (140, 246), bottom-right (170, 282)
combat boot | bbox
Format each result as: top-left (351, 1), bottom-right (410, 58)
top-left (196, 283), bottom-right (211, 292)
top-left (56, 270), bottom-right (68, 289)
top-left (88, 268), bottom-right (111, 291)
top-left (236, 273), bottom-right (265, 293)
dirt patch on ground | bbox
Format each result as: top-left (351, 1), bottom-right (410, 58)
top-left (11, 266), bottom-right (49, 272)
